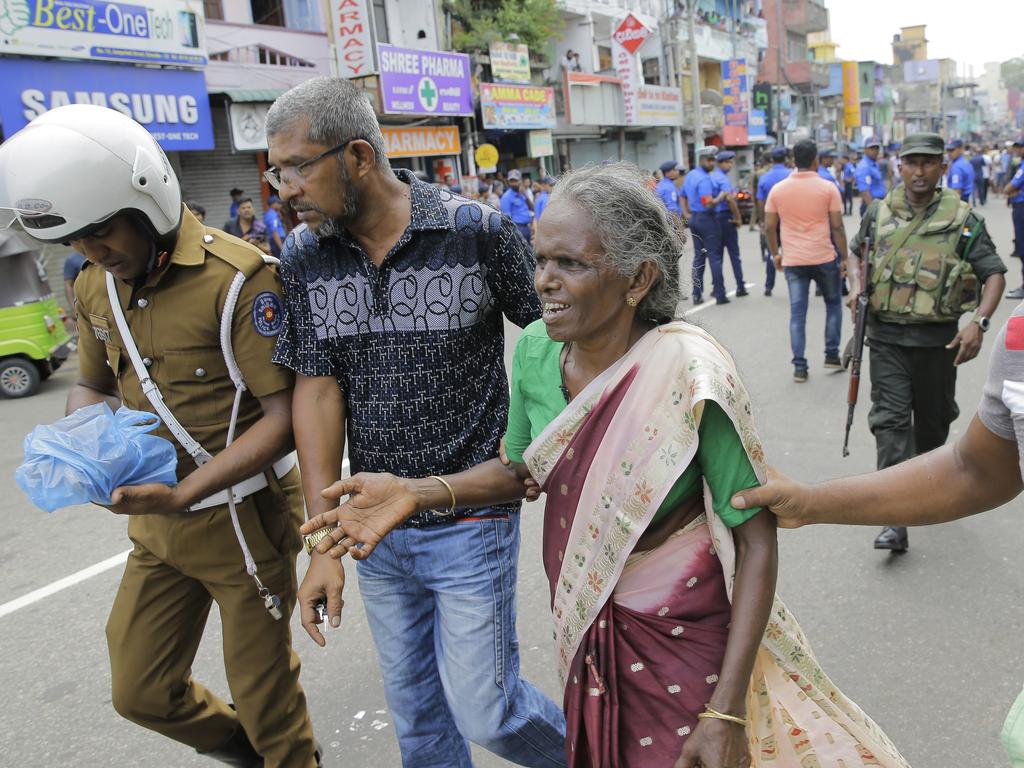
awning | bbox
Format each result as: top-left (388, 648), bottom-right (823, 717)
top-left (217, 88), bottom-right (287, 103)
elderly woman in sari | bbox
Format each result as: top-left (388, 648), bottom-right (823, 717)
top-left (302, 164), bottom-right (910, 768)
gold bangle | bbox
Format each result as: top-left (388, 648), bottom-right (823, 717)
top-left (427, 475), bottom-right (457, 515)
top-left (697, 705), bottom-right (749, 728)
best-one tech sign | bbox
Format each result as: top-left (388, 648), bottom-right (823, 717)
top-left (0, 59), bottom-right (214, 151)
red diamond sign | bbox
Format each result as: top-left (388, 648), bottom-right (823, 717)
top-left (612, 14), bottom-right (651, 55)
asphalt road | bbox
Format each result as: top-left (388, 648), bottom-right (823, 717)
top-left (1, 200), bottom-right (1022, 768)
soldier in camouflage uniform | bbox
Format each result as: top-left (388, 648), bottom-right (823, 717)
top-left (849, 133), bottom-right (1007, 552)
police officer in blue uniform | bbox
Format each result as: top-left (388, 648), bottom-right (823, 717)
top-left (683, 146), bottom-right (728, 304)
top-left (841, 154), bottom-right (856, 215)
top-left (855, 138), bottom-right (887, 214)
top-left (1003, 136), bottom-right (1024, 299)
top-left (946, 138), bottom-right (975, 203)
top-left (818, 149), bottom-right (842, 190)
top-left (756, 146), bottom-right (791, 296)
top-left (655, 160), bottom-right (683, 216)
top-left (711, 150), bottom-right (748, 297)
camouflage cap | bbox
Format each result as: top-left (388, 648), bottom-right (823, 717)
top-left (899, 133), bottom-right (945, 158)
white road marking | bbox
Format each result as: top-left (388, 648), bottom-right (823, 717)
top-left (0, 458), bottom-right (352, 619)
top-left (0, 549), bottom-right (130, 619)
top-left (684, 282), bottom-right (755, 316)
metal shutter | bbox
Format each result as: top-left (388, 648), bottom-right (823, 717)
top-left (177, 104), bottom-right (262, 230)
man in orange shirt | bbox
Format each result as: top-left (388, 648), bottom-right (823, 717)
top-left (765, 139), bottom-right (848, 382)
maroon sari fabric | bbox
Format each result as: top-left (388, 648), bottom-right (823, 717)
top-left (542, 366), bottom-right (733, 767)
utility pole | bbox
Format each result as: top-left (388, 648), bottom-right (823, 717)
top-left (774, 0), bottom-right (784, 140)
top-left (729, 0), bottom-right (738, 60)
top-left (665, 19), bottom-right (685, 161)
top-left (687, 0), bottom-right (703, 151)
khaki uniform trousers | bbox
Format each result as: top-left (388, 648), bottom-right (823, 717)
top-left (105, 466), bottom-right (317, 767)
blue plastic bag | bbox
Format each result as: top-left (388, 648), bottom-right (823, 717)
top-left (15, 403), bottom-right (179, 512)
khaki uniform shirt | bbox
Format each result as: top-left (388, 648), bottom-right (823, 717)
top-left (75, 207), bottom-right (293, 479)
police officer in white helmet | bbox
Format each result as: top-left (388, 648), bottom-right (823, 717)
top-left (0, 104), bottom-right (320, 767)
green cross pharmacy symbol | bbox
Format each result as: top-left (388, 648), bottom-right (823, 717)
top-left (418, 77), bottom-right (439, 111)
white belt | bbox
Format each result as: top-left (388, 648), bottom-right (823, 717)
top-left (188, 452), bottom-right (297, 512)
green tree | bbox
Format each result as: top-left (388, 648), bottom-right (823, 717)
top-left (1001, 57), bottom-right (1024, 91)
top-left (445, 0), bottom-right (564, 57)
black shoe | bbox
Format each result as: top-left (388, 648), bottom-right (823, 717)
top-left (764, 288), bottom-right (772, 297)
top-left (824, 355), bottom-right (843, 369)
top-left (693, 294), bottom-right (704, 304)
top-left (736, 288), bottom-right (749, 297)
top-left (716, 297), bottom-right (731, 305)
top-left (873, 526), bottom-right (908, 552)
top-left (793, 368), bottom-right (808, 383)
top-left (200, 727), bottom-right (262, 767)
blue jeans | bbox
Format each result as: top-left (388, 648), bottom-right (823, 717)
top-left (784, 260), bottom-right (842, 371)
top-left (356, 512), bottom-right (567, 768)
top-left (690, 211), bottom-right (724, 300)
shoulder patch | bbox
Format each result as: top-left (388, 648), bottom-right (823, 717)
top-left (252, 291), bottom-right (283, 337)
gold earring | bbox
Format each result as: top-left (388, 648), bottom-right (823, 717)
top-left (626, 296), bottom-right (638, 307)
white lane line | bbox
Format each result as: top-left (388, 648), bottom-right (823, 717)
top-left (684, 282), bottom-right (755, 316)
top-left (0, 458), bottom-right (352, 619)
top-left (0, 549), bottom-right (130, 619)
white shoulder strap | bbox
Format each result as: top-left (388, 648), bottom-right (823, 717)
top-left (105, 271), bottom-right (213, 466)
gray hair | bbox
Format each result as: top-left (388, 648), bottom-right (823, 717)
top-left (547, 162), bottom-right (686, 324)
top-left (266, 77), bottom-right (390, 170)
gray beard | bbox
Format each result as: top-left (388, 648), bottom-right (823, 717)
top-left (314, 162), bottom-right (360, 238)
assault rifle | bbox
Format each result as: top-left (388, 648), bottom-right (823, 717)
top-left (842, 236), bottom-right (871, 458)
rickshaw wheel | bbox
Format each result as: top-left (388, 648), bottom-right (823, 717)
top-left (0, 358), bottom-right (41, 398)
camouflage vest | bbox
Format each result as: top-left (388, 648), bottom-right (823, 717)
top-left (868, 187), bottom-right (980, 324)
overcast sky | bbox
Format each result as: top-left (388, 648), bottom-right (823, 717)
top-left (826, 0), bottom-right (1021, 76)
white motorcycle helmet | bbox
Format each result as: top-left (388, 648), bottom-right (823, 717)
top-left (0, 104), bottom-right (181, 244)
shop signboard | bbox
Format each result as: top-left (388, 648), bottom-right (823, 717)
top-left (633, 84), bottom-right (682, 127)
top-left (0, 0), bottom-right (207, 66)
top-left (475, 143), bottom-right (499, 171)
top-left (721, 58), bottom-right (749, 145)
top-left (377, 43), bottom-right (473, 116)
top-left (328, 0), bottom-right (375, 76)
top-left (0, 57), bottom-right (213, 150)
top-left (479, 83), bottom-right (555, 129)
top-left (611, 13), bottom-right (652, 126)
top-left (527, 129), bottom-right (553, 158)
top-left (228, 101), bottom-right (270, 151)
top-left (380, 125), bottom-right (461, 158)
top-left (489, 41), bottom-right (530, 84)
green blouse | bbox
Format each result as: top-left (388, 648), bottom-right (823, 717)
top-left (504, 320), bottom-right (761, 528)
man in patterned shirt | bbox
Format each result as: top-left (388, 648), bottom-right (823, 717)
top-left (265, 77), bottom-right (566, 768)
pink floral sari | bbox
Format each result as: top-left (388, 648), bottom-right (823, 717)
top-left (524, 322), bottom-right (910, 768)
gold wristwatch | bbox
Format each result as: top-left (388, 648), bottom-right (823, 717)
top-left (303, 525), bottom-right (337, 555)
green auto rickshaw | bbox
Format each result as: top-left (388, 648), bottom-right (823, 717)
top-left (0, 230), bottom-right (72, 398)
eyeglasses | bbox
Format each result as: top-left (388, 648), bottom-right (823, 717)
top-left (264, 138), bottom-right (356, 190)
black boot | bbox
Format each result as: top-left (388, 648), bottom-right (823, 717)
top-left (200, 727), bottom-right (263, 767)
top-left (873, 526), bottom-right (908, 553)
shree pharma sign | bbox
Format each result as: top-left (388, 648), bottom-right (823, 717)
top-left (377, 43), bottom-right (473, 116)
top-left (0, 0), bottom-right (208, 67)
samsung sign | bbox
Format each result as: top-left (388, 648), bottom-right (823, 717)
top-left (0, 59), bottom-right (214, 151)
